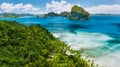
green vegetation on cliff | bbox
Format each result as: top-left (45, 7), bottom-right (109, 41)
top-left (0, 20), bottom-right (97, 67)
top-left (67, 5), bottom-right (90, 20)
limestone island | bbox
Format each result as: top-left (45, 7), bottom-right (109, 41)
top-left (67, 5), bottom-right (90, 20)
top-left (43, 5), bottom-right (90, 20)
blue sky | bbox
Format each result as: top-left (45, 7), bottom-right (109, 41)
top-left (0, 0), bottom-right (120, 14)
top-left (0, 0), bottom-right (120, 7)
top-left (67, 0), bottom-right (120, 8)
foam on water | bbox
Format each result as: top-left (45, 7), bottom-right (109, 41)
top-left (92, 51), bottom-right (120, 67)
top-left (53, 34), bottom-right (60, 38)
top-left (52, 31), bottom-right (120, 67)
top-left (52, 31), bottom-right (113, 50)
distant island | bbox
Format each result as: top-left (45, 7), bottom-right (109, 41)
top-left (43, 5), bottom-right (90, 20)
top-left (0, 13), bottom-right (35, 18)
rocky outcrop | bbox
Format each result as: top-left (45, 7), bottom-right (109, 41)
top-left (59, 11), bottom-right (70, 17)
top-left (43, 12), bottom-right (59, 18)
top-left (67, 5), bottom-right (90, 20)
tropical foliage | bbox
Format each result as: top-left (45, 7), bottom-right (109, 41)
top-left (0, 20), bottom-right (97, 67)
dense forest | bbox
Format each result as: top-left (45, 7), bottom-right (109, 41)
top-left (0, 20), bottom-right (98, 67)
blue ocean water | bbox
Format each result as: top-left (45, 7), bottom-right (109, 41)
top-left (0, 15), bottom-right (120, 67)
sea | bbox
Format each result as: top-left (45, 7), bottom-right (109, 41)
top-left (0, 15), bottom-right (120, 67)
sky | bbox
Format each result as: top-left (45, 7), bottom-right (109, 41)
top-left (0, 0), bottom-right (120, 14)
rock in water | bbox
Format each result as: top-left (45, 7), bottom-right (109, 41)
top-left (67, 5), bottom-right (90, 20)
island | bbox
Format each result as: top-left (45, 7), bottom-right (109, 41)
top-left (43, 5), bottom-right (90, 20)
top-left (0, 13), bottom-right (34, 18)
top-left (60, 11), bottom-right (70, 17)
top-left (67, 5), bottom-right (90, 20)
top-left (43, 12), bottom-right (59, 18)
top-left (0, 20), bottom-right (96, 67)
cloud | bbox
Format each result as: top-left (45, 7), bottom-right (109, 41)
top-left (1, 2), bottom-right (120, 14)
top-left (85, 5), bottom-right (120, 14)
top-left (0, 3), bottom-right (43, 14)
top-left (46, 0), bottom-right (120, 14)
top-left (46, 0), bottom-right (77, 13)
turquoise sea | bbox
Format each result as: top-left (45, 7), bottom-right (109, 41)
top-left (0, 15), bottom-right (120, 67)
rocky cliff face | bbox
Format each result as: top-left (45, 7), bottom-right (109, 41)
top-left (67, 5), bottom-right (90, 20)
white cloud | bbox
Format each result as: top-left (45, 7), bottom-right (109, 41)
top-left (1, 2), bottom-right (120, 14)
top-left (46, 0), bottom-right (120, 14)
top-left (46, 0), bottom-right (76, 13)
top-left (85, 5), bottom-right (120, 14)
top-left (0, 3), bottom-right (43, 14)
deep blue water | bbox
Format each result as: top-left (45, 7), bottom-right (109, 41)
top-left (0, 15), bottom-right (120, 67)
top-left (1, 16), bottom-right (120, 36)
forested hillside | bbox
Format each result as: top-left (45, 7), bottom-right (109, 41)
top-left (0, 20), bottom-right (96, 67)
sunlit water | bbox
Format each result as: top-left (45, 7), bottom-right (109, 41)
top-left (0, 15), bottom-right (120, 67)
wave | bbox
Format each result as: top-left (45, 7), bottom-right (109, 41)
top-left (52, 31), bottom-right (120, 67)
top-left (92, 51), bottom-right (120, 67)
top-left (52, 31), bottom-right (113, 50)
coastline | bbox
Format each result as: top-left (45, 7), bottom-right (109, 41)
top-left (0, 15), bottom-right (120, 67)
